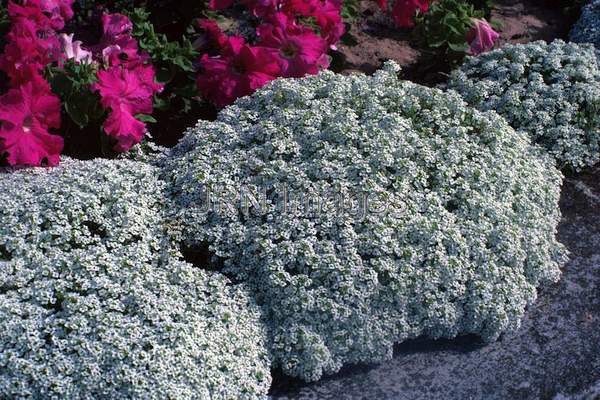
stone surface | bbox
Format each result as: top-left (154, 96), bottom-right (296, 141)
top-left (269, 168), bottom-right (600, 400)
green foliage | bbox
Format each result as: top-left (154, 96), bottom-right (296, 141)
top-left (46, 61), bottom-right (104, 129)
top-left (129, 8), bottom-right (197, 75)
top-left (0, 0), bottom-right (9, 43)
top-left (415, 0), bottom-right (484, 56)
top-left (341, 0), bottom-right (362, 20)
top-left (127, 8), bottom-right (200, 114)
top-left (0, 1), bottom-right (8, 29)
top-left (466, 0), bottom-right (494, 18)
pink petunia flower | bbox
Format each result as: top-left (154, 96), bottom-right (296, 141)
top-left (8, 0), bottom-right (56, 31)
top-left (100, 42), bottom-right (148, 67)
top-left (197, 37), bottom-right (282, 108)
top-left (32, 0), bottom-right (75, 30)
top-left (7, 64), bottom-right (52, 91)
top-left (39, 0), bottom-right (75, 23)
top-left (0, 83), bottom-right (63, 167)
top-left (282, 0), bottom-right (345, 47)
top-left (92, 65), bottom-right (163, 152)
top-left (467, 18), bottom-right (499, 55)
top-left (198, 19), bottom-right (230, 50)
top-left (208, 0), bottom-right (234, 9)
top-left (242, 0), bottom-right (278, 18)
top-left (208, 0), bottom-right (277, 17)
top-left (59, 33), bottom-right (93, 64)
top-left (391, 0), bottom-right (430, 28)
top-left (101, 13), bottom-right (133, 39)
top-left (257, 13), bottom-right (329, 78)
top-left (0, 19), bottom-right (61, 85)
top-left (374, 0), bottom-right (388, 10)
top-left (93, 13), bottom-right (148, 68)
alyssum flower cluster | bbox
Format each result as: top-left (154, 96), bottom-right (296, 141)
top-left (449, 40), bottom-right (600, 171)
top-left (0, 61), bottom-right (571, 397)
top-left (162, 62), bottom-right (567, 382)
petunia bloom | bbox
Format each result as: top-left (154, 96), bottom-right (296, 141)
top-left (391, 0), bottom-right (430, 28)
top-left (467, 18), bottom-right (499, 55)
top-left (92, 65), bottom-right (163, 152)
top-left (38, 0), bottom-right (75, 29)
top-left (0, 19), bottom-right (61, 85)
top-left (8, 0), bottom-right (56, 31)
top-left (197, 19), bottom-right (229, 50)
top-left (101, 13), bottom-right (133, 39)
top-left (197, 37), bottom-right (282, 108)
top-left (257, 13), bottom-right (329, 78)
top-left (93, 13), bottom-right (147, 68)
top-left (242, 0), bottom-right (278, 18)
top-left (59, 33), bottom-right (93, 64)
top-left (0, 83), bottom-right (63, 167)
top-left (282, 0), bottom-right (345, 47)
top-left (208, 0), bottom-right (234, 9)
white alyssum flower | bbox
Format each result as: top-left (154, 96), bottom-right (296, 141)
top-left (161, 62), bottom-right (568, 382)
top-left (570, 0), bottom-right (600, 50)
top-left (448, 39), bottom-right (600, 171)
top-left (0, 158), bottom-right (271, 400)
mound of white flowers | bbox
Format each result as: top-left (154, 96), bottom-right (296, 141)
top-left (570, 0), bottom-right (600, 49)
top-left (448, 40), bottom-right (600, 171)
top-left (162, 62), bottom-right (568, 382)
top-left (0, 158), bottom-right (271, 400)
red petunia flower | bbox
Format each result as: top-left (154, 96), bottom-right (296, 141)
top-left (257, 13), bottom-right (329, 78)
top-left (467, 18), bottom-right (499, 55)
top-left (391, 0), bottom-right (430, 28)
top-left (197, 36), bottom-right (282, 108)
top-left (0, 83), bottom-right (63, 167)
top-left (92, 65), bottom-right (163, 152)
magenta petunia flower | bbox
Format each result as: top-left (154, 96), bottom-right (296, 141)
top-left (198, 19), bottom-right (229, 50)
top-left (391, 0), bottom-right (430, 28)
top-left (467, 19), bottom-right (499, 55)
top-left (39, 0), bottom-right (74, 21)
top-left (93, 13), bottom-right (148, 68)
top-left (208, 0), bottom-right (234, 10)
top-left (0, 83), bottom-right (63, 167)
top-left (8, 0), bottom-right (56, 31)
top-left (257, 13), bottom-right (329, 78)
top-left (282, 0), bottom-right (344, 47)
top-left (92, 65), bottom-right (163, 152)
top-left (38, 0), bottom-right (75, 30)
top-left (0, 19), bottom-right (61, 85)
top-left (242, 0), bottom-right (278, 18)
top-left (101, 13), bottom-right (133, 39)
top-left (197, 37), bottom-right (282, 108)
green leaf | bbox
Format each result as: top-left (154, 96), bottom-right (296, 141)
top-left (153, 95), bottom-right (170, 111)
top-left (135, 114), bottom-right (158, 123)
top-left (448, 41), bottom-right (470, 52)
top-left (65, 101), bottom-right (89, 128)
top-left (155, 66), bottom-right (176, 84)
